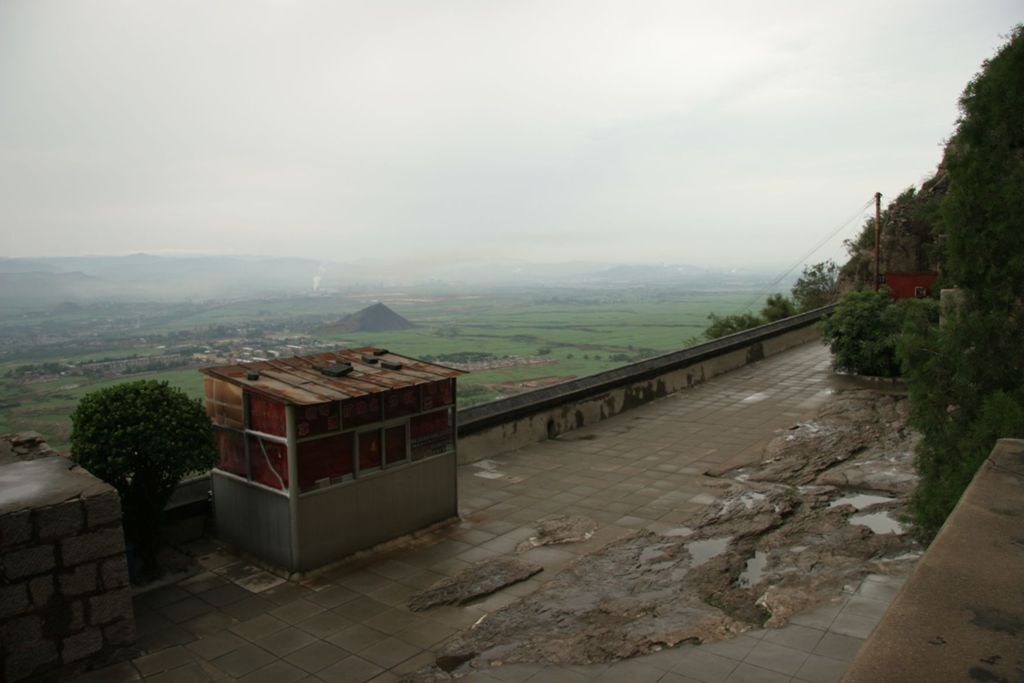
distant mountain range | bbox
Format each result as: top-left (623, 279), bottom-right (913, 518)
top-left (0, 254), bottom-right (782, 308)
top-left (0, 254), bottom-right (369, 306)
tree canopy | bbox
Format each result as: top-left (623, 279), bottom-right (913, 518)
top-left (71, 380), bottom-right (217, 568)
top-left (899, 25), bottom-right (1024, 540)
top-left (791, 261), bottom-right (839, 311)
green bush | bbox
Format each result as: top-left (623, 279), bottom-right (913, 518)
top-left (792, 261), bottom-right (840, 311)
top-left (761, 293), bottom-right (797, 322)
top-left (702, 259), bottom-right (836, 341)
top-left (71, 380), bottom-right (217, 570)
top-left (703, 312), bottom-right (763, 340)
top-left (820, 290), bottom-right (913, 377)
top-left (899, 26), bottom-right (1024, 542)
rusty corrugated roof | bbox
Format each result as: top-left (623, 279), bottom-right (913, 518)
top-left (200, 348), bottom-right (463, 405)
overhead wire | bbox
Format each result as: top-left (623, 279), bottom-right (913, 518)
top-left (738, 196), bottom-right (876, 314)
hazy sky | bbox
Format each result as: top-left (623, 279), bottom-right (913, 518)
top-left (0, 1), bottom-right (1019, 270)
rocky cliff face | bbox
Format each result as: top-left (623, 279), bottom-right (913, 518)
top-left (839, 163), bottom-right (949, 291)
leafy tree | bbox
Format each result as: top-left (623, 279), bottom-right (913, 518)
top-left (820, 291), bottom-right (908, 377)
top-left (899, 26), bottom-right (1024, 541)
top-left (702, 293), bottom-right (795, 340)
top-left (791, 261), bottom-right (840, 311)
top-left (704, 312), bottom-right (763, 340)
top-left (71, 380), bottom-right (217, 571)
top-left (761, 294), bottom-right (797, 322)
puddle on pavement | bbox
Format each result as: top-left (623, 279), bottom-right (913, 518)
top-left (639, 544), bottom-right (678, 571)
top-left (886, 552), bottom-right (922, 561)
top-left (738, 551), bottom-right (768, 587)
top-left (736, 491), bottom-right (767, 509)
top-left (662, 527), bottom-right (693, 537)
top-left (686, 537), bottom-right (730, 566)
top-left (829, 493), bottom-right (895, 510)
top-left (639, 543), bottom-right (673, 564)
top-left (472, 459), bottom-right (523, 483)
top-left (850, 510), bottom-right (905, 535)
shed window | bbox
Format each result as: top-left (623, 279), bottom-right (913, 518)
top-left (249, 393), bottom-right (286, 435)
top-left (342, 394), bottom-right (382, 428)
top-left (296, 401), bottom-right (340, 438)
top-left (385, 424), bottom-right (408, 464)
top-left (358, 429), bottom-right (383, 471)
top-left (248, 436), bottom-right (288, 490)
top-left (214, 428), bottom-right (246, 477)
top-left (384, 386), bottom-right (418, 419)
top-left (297, 433), bottom-right (354, 491)
top-left (410, 409), bottom-right (453, 461)
top-left (420, 379), bottom-right (453, 410)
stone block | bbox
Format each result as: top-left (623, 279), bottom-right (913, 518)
top-left (59, 564), bottom-right (98, 597)
top-left (0, 582), bottom-right (30, 619)
top-left (84, 491), bottom-right (122, 528)
top-left (62, 627), bottom-right (103, 663)
top-left (4, 544), bottom-right (55, 580)
top-left (100, 556), bottom-right (130, 591)
top-left (29, 576), bottom-right (55, 605)
top-left (103, 617), bottom-right (137, 646)
top-left (4, 640), bottom-right (58, 683)
top-left (0, 510), bottom-right (32, 549)
top-left (36, 500), bottom-right (84, 540)
top-left (88, 588), bottom-right (132, 626)
top-left (61, 527), bottom-right (125, 566)
top-left (1, 614), bottom-right (43, 646)
top-left (69, 600), bottom-right (85, 632)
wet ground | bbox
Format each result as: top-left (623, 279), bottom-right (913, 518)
top-left (425, 389), bottom-right (919, 678)
top-left (74, 342), bottom-right (917, 683)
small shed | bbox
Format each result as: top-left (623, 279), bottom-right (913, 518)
top-left (201, 348), bottom-right (463, 572)
top-left (883, 272), bottom-right (939, 300)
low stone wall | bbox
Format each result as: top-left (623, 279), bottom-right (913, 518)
top-left (0, 434), bottom-right (135, 682)
top-left (457, 306), bottom-right (832, 463)
top-left (842, 438), bottom-right (1024, 683)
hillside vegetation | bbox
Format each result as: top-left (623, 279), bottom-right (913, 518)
top-left (822, 26), bottom-right (1024, 541)
top-left (898, 25), bottom-right (1024, 540)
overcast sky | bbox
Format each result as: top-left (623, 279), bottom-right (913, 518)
top-left (0, 1), bottom-right (1019, 271)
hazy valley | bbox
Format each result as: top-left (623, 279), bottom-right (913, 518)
top-left (0, 254), bottom-right (784, 451)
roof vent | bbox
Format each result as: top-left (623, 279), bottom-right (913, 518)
top-left (316, 362), bottom-right (353, 378)
top-left (381, 360), bottom-right (403, 371)
top-left (361, 354), bottom-right (380, 364)
top-left (247, 370), bottom-right (260, 381)
top-left (373, 348), bottom-right (388, 356)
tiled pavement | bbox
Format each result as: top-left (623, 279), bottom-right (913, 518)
top-left (74, 342), bottom-right (906, 683)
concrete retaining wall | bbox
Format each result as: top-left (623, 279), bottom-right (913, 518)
top-left (0, 436), bottom-right (135, 682)
top-left (456, 306), bottom-right (831, 463)
top-left (842, 438), bottom-right (1024, 683)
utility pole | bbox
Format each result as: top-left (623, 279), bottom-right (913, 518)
top-left (873, 192), bottom-right (882, 292)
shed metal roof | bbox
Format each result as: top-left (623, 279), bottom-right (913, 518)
top-left (200, 348), bottom-right (463, 405)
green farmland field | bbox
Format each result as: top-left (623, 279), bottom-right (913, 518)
top-left (0, 287), bottom-right (758, 451)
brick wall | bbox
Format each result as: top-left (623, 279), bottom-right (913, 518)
top-left (1, 434), bottom-right (136, 682)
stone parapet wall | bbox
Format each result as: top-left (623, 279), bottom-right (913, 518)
top-left (0, 434), bottom-right (136, 682)
top-left (457, 306), bottom-right (832, 463)
top-left (842, 438), bottom-right (1024, 683)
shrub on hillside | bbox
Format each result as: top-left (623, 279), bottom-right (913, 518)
top-left (702, 260), bottom-right (837, 341)
top-left (820, 290), bottom-right (914, 377)
top-left (71, 380), bottom-right (217, 572)
top-left (761, 293), bottom-right (797, 322)
top-left (898, 25), bottom-right (1024, 541)
top-left (792, 261), bottom-right (840, 311)
top-left (704, 312), bottom-right (763, 340)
